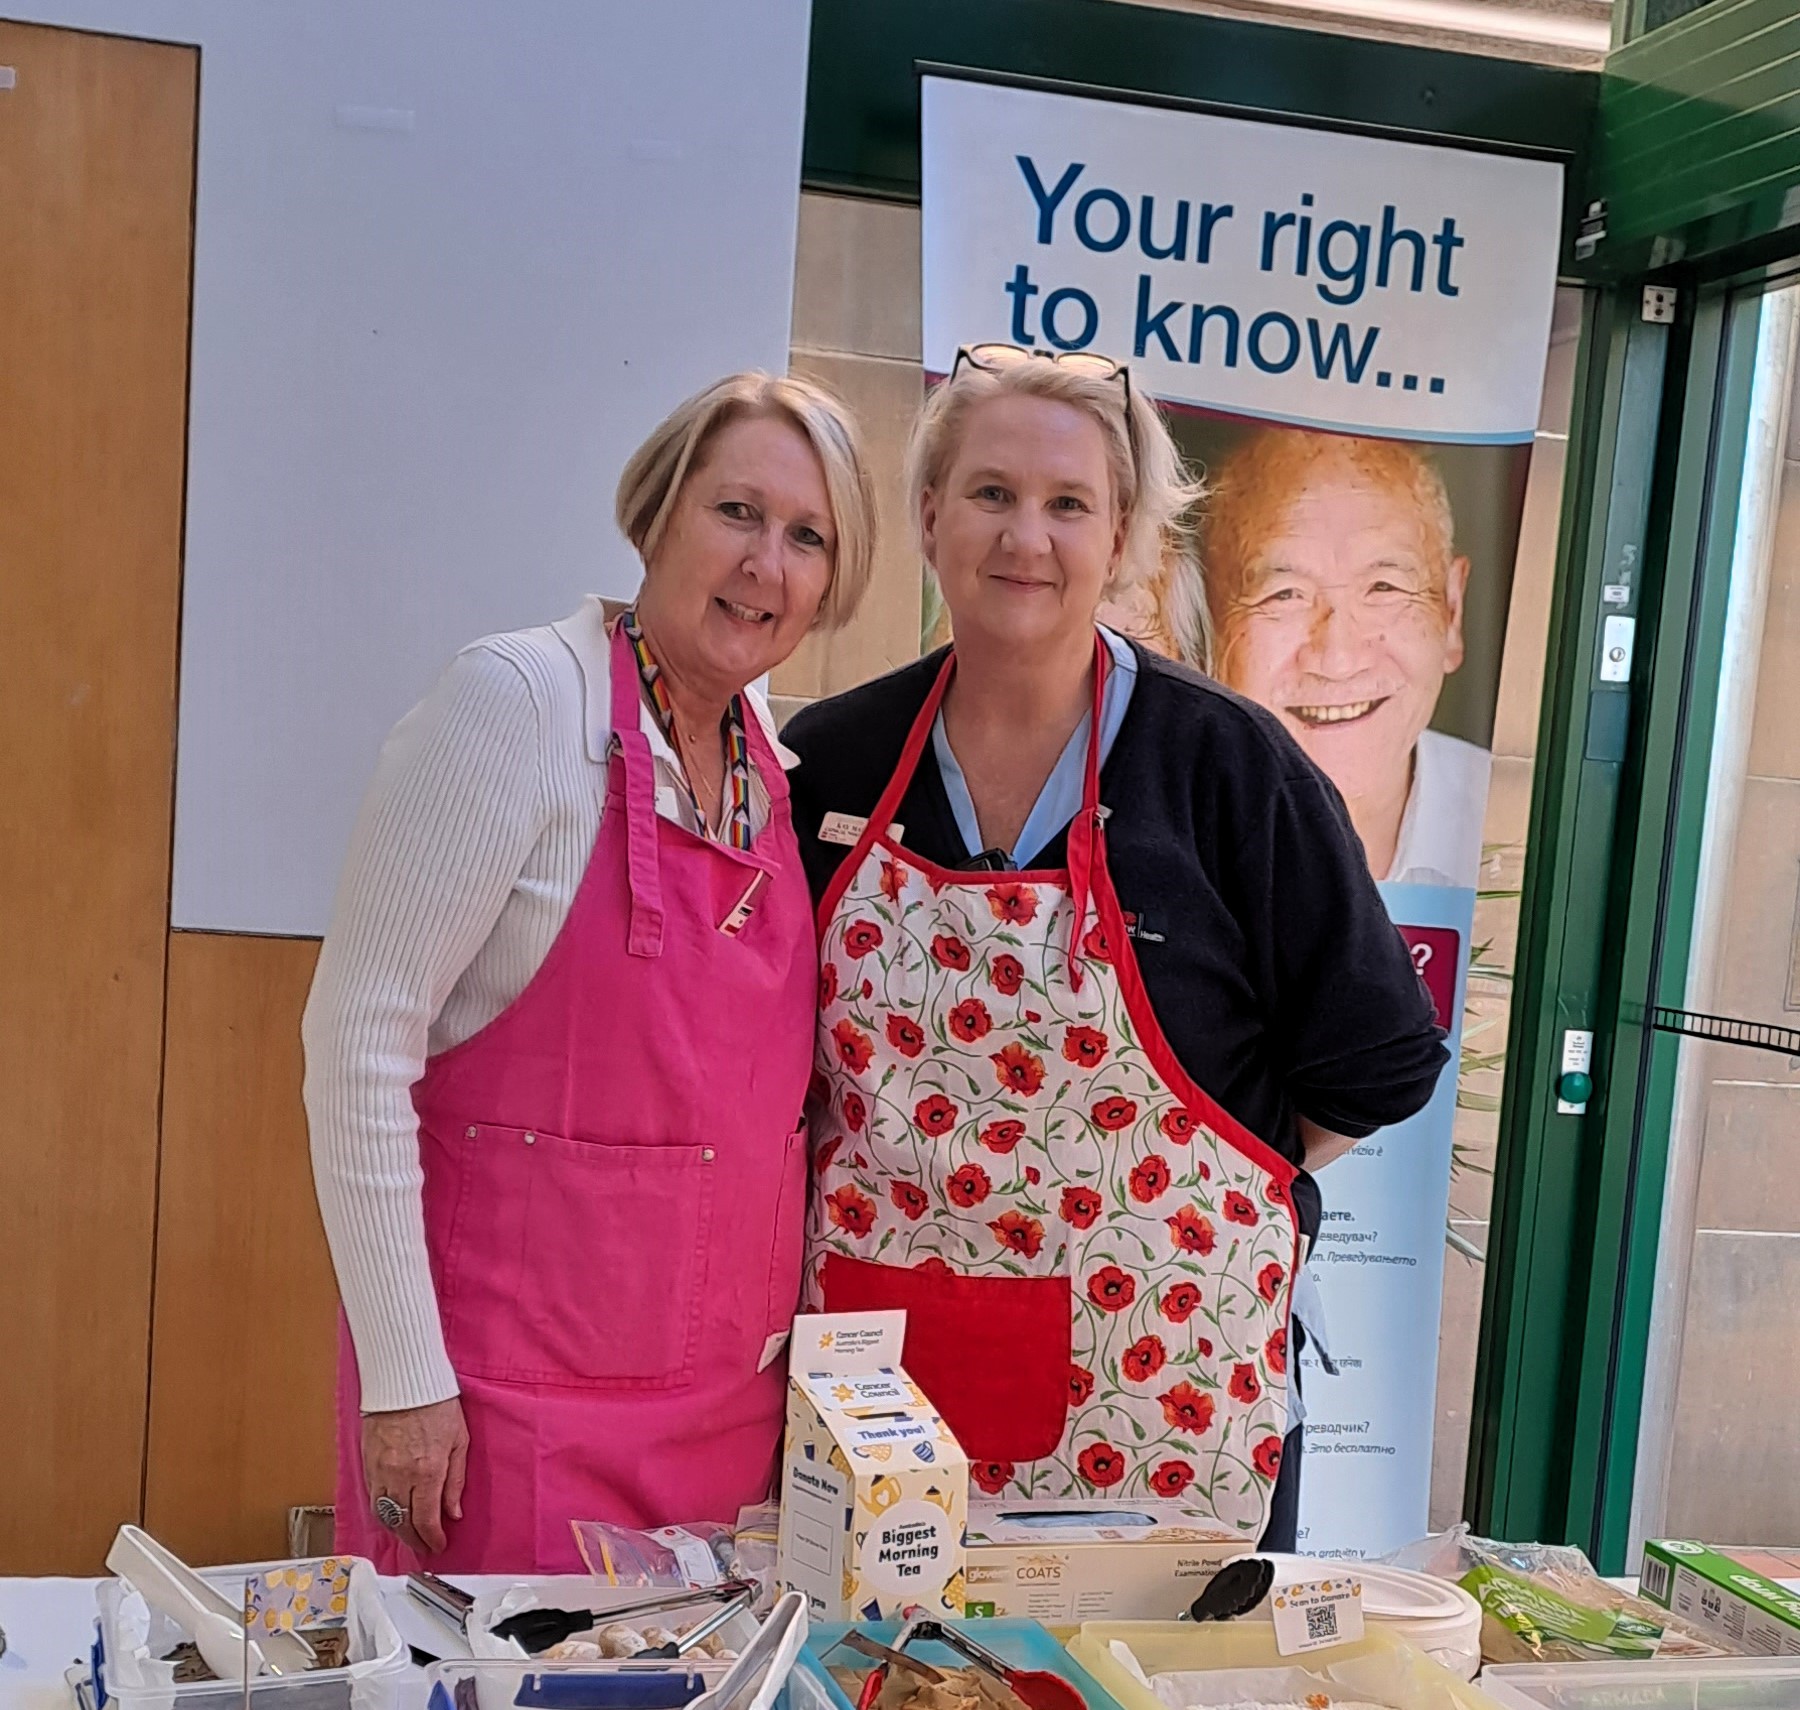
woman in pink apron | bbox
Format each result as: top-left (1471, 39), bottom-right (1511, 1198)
top-left (305, 373), bottom-right (877, 1570)
top-left (784, 347), bottom-right (1446, 1546)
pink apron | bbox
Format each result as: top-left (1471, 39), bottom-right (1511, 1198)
top-left (336, 620), bottom-right (816, 1572)
top-left (806, 640), bottom-right (1299, 1534)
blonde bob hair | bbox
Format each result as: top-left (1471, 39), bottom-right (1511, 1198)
top-left (904, 351), bottom-right (1206, 651)
top-left (616, 371), bottom-right (877, 632)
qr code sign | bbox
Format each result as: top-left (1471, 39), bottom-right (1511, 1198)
top-left (1272, 1578), bottom-right (1364, 1656)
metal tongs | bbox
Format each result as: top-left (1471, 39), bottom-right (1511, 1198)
top-left (488, 1578), bottom-right (759, 1657)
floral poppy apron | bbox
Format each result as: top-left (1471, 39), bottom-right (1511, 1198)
top-left (805, 640), bottom-right (1299, 1534)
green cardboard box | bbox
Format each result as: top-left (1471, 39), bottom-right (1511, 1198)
top-left (1641, 1540), bottom-right (1800, 1655)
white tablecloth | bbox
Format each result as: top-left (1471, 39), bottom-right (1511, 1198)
top-left (0, 1576), bottom-right (483, 1710)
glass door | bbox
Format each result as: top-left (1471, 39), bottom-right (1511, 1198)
top-left (1626, 280), bottom-right (1800, 1555)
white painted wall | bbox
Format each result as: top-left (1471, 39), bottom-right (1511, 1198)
top-left (8, 0), bottom-right (812, 933)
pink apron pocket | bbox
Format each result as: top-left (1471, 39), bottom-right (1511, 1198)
top-left (438, 1123), bottom-right (714, 1389)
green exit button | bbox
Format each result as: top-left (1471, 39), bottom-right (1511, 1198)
top-left (1559, 1070), bottom-right (1593, 1105)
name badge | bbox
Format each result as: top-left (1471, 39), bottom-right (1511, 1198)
top-left (820, 812), bottom-right (904, 847)
top-left (718, 870), bottom-right (770, 937)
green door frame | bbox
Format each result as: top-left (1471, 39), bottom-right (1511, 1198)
top-left (1472, 0), bottom-right (1800, 1567)
top-left (1469, 279), bottom-right (1765, 1562)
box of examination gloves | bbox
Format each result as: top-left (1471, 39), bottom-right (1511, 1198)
top-left (775, 1310), bottom-right (968, 1622)
top-left (964, 1500), bottom-right (1248, 1621)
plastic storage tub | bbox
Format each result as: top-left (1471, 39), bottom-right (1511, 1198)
top-left (437, 1593), bottom-right (821, 1710)
top-left (801, 1618), bottom-right (1124, 1710)
top-left (467, 1581), bottom-right (762, 1662)
top-left (94, 1555), bottom-right (406, 1710)
top-left (427, 1658), bottom-right (839, 1710)
top-left (1066, 1619), bottom-right (1506, 1710)
top-left (1480, 1656), bottom-right (1800, 1710)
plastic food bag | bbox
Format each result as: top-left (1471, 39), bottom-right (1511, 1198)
top-left (1381, 1524), bottom-right (1741, 1664)
top-left (728, 1503), bottom-right (781, 1615)
top-left (571, 1521), bottom-right (735, 1588)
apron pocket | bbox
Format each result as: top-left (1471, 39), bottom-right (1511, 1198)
top-left (440, 1123), bottom-right (714, 1389)
top-left (821, 1254), bottom-right (1071, 1463)
top-left (765, 1122), bottom-right (808, 1338)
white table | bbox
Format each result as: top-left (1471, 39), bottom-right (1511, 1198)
top-left (0, 1576), bottom-right (479, 1710)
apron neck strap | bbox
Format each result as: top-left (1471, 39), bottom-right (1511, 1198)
top-left (1064, 633), bottom-right (1110, 992)
top-left (609, 618), bottom-right (665, 958)
top-left (739, 694), bottom-right (792, 813)
top-left (847, 635), bottom-right (1112, 989)
top-left (839, 649), bottom-right (957, 874)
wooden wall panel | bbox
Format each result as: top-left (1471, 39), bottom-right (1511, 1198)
top-left (0, 22), bottom-right (197, 1575)
top-left (145, 932), bottom-right (335, 1567)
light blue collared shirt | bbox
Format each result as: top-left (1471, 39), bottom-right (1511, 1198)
top-left (932, 627), bottom-right (1138, 869)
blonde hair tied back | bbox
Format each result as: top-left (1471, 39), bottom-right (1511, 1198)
top-left (615, 370), bottom-right (877, 633)
top-left (903, 352), bottom-right (1206, 624)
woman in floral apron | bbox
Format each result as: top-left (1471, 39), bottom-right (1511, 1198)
top-left (783, 347), bottom-right (1447, 1547)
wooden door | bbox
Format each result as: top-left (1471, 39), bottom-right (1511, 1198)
top-left (0, 21), bottom-right (197, 1573)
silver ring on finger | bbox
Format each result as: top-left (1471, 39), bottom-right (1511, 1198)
top-left (373, 1494), bottom-right (407, 1532)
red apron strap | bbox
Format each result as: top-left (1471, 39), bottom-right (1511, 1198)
top-left (1064, 634), bottom-right (1110, 993)
top-left (609, 620), bottom-right (665, 958)
top-left (842, 649), bottom-right (956, 877)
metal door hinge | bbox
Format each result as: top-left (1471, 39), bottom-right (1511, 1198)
top-left (1575, 199), bottom-right (1607, 262)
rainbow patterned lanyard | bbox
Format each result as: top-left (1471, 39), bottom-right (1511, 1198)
top-left (621, 607), bottom-right (753, 851)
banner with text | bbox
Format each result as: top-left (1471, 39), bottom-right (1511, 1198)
top-left (922, 75), bottom-right (1563, 1554)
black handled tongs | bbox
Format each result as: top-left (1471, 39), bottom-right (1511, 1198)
top-left (488, 1578), bottom-right (758, 1657)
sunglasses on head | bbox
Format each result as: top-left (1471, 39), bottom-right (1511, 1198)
top-left (949, 342), bottom-right (1136, 457)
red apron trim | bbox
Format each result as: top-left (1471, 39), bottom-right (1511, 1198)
top-left (815, 642), bottom-right (1110, 984)
top-left (1087, 856), bottom-right (1298, 1191)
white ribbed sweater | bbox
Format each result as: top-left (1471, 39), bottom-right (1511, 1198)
top-left (303, 598), bottom-right (791, 1412)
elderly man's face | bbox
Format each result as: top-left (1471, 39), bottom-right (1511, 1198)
top-left (1216, 469), bottom-right (1468, 810)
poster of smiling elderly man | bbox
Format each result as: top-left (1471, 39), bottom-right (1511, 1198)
top-left (921, 73), bottom-right (1564, 1554)
top-left (1144, 423), bottom-right (1524, 892)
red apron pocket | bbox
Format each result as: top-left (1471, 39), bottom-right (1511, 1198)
top-left (821, 1253), bottom-right (1071, 1463)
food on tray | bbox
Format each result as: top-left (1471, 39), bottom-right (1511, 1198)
top-left (153, 1628), bottom-right (350, 1684)
top-left (861, 1662), bottom-right (1034, 1710)
top-left (494, 1610), bottom-right (738, 1661)
top-left (1208, 1701), bottom-right (1380, 1710)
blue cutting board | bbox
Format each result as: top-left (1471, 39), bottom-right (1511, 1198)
top-left (800, 1620), bottom-right (1124, 1710)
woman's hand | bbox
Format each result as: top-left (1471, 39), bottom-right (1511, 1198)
top-left (1299, 1116), bottom-right (1359, 1172)
top-left (361, 1397), bottom-right (468, 1555)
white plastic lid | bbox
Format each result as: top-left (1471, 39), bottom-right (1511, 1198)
top-left (1255, 1554), bottom-right (1480, 1626)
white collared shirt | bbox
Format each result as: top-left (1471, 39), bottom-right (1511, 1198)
top-left (1385, 729), bottom-right (1493, 889)
top-left (303, 596), bottom-right (794, 1411)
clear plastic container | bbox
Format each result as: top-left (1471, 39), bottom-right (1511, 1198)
top-left (94, 1555), bottom-right (406, 1710)
top-left (1479, 1656), bottom-right (1800, 1710)
top-left (432, 1604), bottom-right (831, 1710)
top-left (467, 1580), bottom-right (761, 1662)
top-left (427, 1658), bottom-right (840, 1710)
top-left (427, 1656), bottom-right (736, 1710)
top-left (802, 1618), bottom-right (1123, 1710)
top-left (1065, 1619), bottom-right (1507, 1710)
